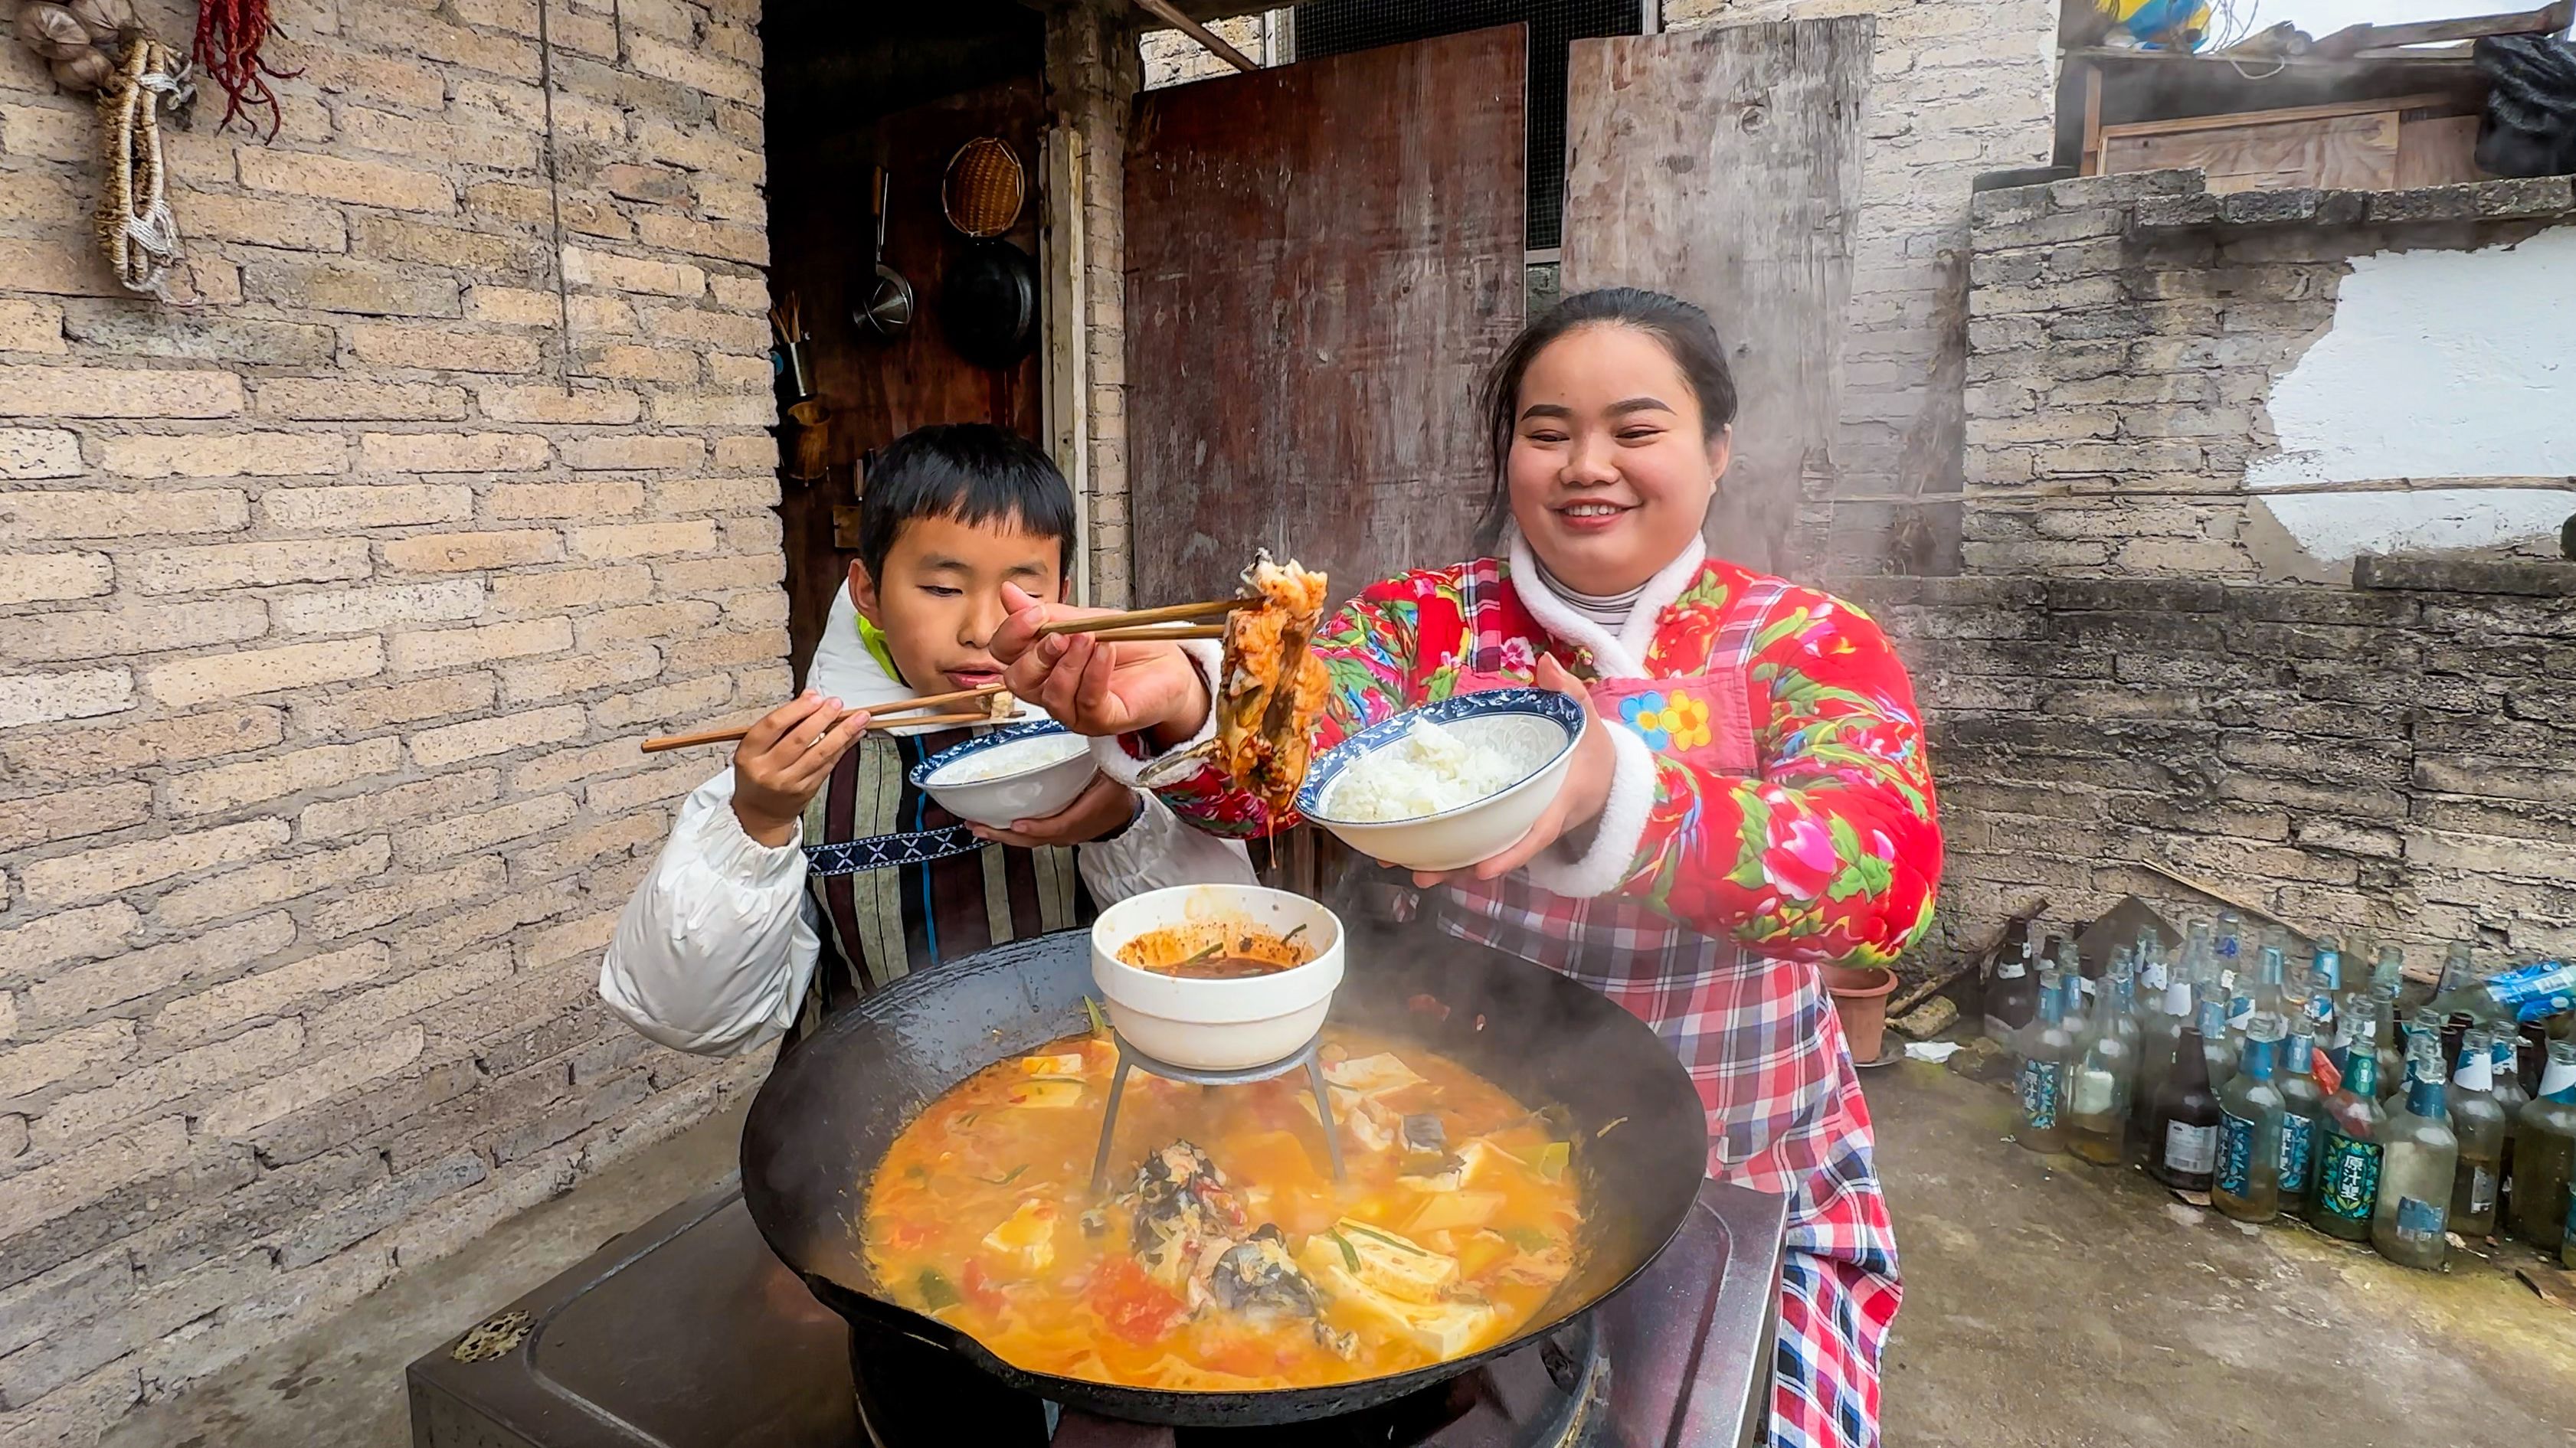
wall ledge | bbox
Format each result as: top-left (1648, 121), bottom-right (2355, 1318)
top-left (2129, 172), bottom-right (2576, 233)
top-left (2352, 554), bottom-right (2576, 597)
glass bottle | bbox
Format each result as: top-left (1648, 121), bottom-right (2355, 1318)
top-left (2303, 939), bottom-right (2343, 1066)
top-left (2237, 943), bottom-right (2287, 1038)
top-left (2509, 1041), bottom-right (2576, 1250)
top-left (2308, 997), bottom-right (2387, 1242)
top-left (2373, 1038), bottom-right (2458, 1271)
top-left (2017, 970), bottom-right (2077, 1155)
top-left (2057, 940), bottom-right (2089, 1015)
top-left (2197, 977), bottom-right (2238, 1090)
top-left (2070, 963), bottom-right (2139, 1168)
top-left (2446, 1027), bottom-right (2509, 1240)
top-left (2370, 943), bottom-right (2407, 999)
top-left (1986, 937), bottom-right (2037, 1048)
top-left (2276, 1018), bottom-right (2327, 1217)
top-left (2149, 1002), bottom-right (2223, 1191)
top-left (2368, 988), bottom-right (2404, 1104)
top-left (2434, 940), bottom-right (2476, 999)
top-left (2214, 1014), bottom-right (2287, 1224)
top-left (2132, 972), bottom-right (2191, 1155)
top-left (2489, 1028), bottom-right (2532, 1229)
top-left (2213, 909), bottom-right (2244, 987)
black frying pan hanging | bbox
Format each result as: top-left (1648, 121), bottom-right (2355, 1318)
top-left (938, 136), bottom-right (1037, 369)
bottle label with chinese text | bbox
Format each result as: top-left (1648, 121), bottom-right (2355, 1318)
top-left (2071, 1064), bottom-right (2115, 1118)
top-left (2164, 1120), bottom-right (2219, 1175)
top-left (2278, 1113), bottom-right (2316, 1192)
top-left (2217, 1110), bottom-right (2257, 1195)
top-left (2315, 1130), bottom-right (2384, 1221)
top-left (2019, 1060), bottom-right (2063, 1131)
top-left (2393, 1195), bottom-right (2445, 1244)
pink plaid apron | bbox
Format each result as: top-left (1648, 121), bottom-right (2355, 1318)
top-left (1431, 575), bottom-right (1903, 1448)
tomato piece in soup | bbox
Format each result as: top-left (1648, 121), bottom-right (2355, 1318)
top-left (1087, 1257), bottom-right (1188, 1345)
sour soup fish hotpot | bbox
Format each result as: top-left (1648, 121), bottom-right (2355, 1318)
top-left (737, 926), bottom-right (1709, 1427)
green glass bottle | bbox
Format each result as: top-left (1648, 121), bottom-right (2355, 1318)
top-left (2309, 997), bottom-right (2387, 1242)
top-left (2214, 1014), bottom-right (2287, 1224)
top-left (2017, 970), bottom-right (2077, 1155)
top-left (2069, 963), bottom-right (2139, 1168)
top-left (2509, 1041), bottom-right (2576, 1250)
top-left (2373, 1038), bottom-right (2458, 1270)
top-left (2446, 1027), bottom-right (2509, 1240)
top-left (2276, 1019), bottom-right (2326, 1216)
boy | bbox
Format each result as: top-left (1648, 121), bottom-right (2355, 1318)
top-left (601, 424), bottom-right (1251, 1054)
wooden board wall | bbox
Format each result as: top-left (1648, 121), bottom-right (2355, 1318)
top-left (1562, 19), bottom-right (1871, 579)
top-left (765, 79), bottom-right (1046, 682)
top-left (1123, 28), bottom-right (1527, 608)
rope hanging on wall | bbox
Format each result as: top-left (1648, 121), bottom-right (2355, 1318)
top-left (97, 36), bottom-right (191, 300)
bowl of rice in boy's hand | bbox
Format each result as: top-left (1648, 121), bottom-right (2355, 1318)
top-left (1295, 685), bottom-right (1586, 874)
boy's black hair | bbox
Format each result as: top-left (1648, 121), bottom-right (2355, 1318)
top-left (856, 423), bottom-right (1077, 582)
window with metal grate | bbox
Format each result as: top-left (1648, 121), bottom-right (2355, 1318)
top-left (1293, 0), bottom-right (1650, 252)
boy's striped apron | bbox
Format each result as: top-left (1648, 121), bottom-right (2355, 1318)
top-left (786, 725), bottom-right (1089, 1045)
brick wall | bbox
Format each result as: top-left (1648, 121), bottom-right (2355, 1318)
top-left (1666, 0), bottom-right (2058, 574)
top-left (1854, 564), bottom-right (2576, 972)
top-left (1053, 5), bottom-right (1144, 609)
top-left (0, 0), bottom-right (781, 1437)
top-left (1966, 170), bottom-right (2576, 581)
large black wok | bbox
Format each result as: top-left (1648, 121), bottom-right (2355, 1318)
top-left (738, 926), bottom-right (1708, 1429)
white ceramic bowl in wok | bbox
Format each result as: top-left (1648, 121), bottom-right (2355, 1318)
top-left (911, 721), bottom-right (1098, 829)
top-left (1295, 688), bottom-right (1585, 874)
top-left (1089, 885), bottom-right (1345, 1071)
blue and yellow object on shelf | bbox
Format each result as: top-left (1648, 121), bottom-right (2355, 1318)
top-left (2098, 0), bottom-right (2214, 51)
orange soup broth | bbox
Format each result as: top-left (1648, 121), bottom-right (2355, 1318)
top-left (861, 1029), bottom-right (1581, 1390)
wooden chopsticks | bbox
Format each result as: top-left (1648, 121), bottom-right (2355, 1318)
top-left (638, 685), bottom-right (1011, 753)
top-left (1033, 598), bottom-right (1251, 638)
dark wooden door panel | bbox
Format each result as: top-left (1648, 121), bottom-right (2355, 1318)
top-left (1125, 27), bottom-right (1527, 608)
top-left (1563, 19), bottom-right (1870, 579)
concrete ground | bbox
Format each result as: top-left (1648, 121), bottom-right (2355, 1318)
top-left (106, 1059), bottom-right (2576, 1447)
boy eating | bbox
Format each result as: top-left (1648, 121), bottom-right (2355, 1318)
top-left (601, 424), bottom-right (1251, 1054)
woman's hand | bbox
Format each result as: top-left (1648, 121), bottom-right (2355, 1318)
top-left (990, 583), bottom-right (1213, 746)
top-left (1404, 655), bottom-right (1615, 887)
top-left (730, 691), bottom-right (872, 846)
top-left (969, 773), bottom-right (1138, 849)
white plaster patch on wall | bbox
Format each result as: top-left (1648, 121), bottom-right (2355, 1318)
top-left (2248, 225), bottom-right (2576, 559)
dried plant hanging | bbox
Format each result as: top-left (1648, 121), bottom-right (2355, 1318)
top-left (192, 0), bottom-right (296, 139)
top-left (97, 38), bottom-right (189, 299)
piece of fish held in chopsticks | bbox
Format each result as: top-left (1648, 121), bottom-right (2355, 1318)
top-left (1216, 551), bottom-right (1328, 812)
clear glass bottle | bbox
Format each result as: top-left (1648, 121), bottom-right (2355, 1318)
top-left (2368, 987), bottom-right (2404, 1104)
top-left (2070, 962), bottom-right (2140, 1168)
top-left (1985, 937), bottom-right (2037, 1048)
top-left (2132, 972), bottom-right (2192, 1155)
top-left (2489, 1028), bottom-right (2532, 1228)
top-left (2446, 1027), bottom-right (2509, 1240)
top-left (2308, 997), bottom-right (2387, 1242)
top-left (2214, 1013), bottom-right (2287, 1223)
top-left (2434, 940), bottom-right (2476, 999)
top-left (2370, 943), bottom-right (2407, 999)
top-left (2276, 1018), bottom-right (2327, 1217)
top-left (2373, 1038), bottom-right (2459, 1271)
top-left (2237, 943), bottom-right (2287, 1039)
top-left (2149, 1002), bottom-right (2223, 1192)
top-left (2017, 970), bottom-right (2077, 1155)
top-left (2213, 908), bottom-right (2245, 987)
top-left (2303, 939), bottom-right (2343, 1065)
top-left (2198, 978), bottom-right (2239, 1090)
top-left (2509, 1041), bottom-right (2576, 1250)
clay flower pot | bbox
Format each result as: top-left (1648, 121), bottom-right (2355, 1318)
top-left (1823, 964), bottom-right (1899, 1064)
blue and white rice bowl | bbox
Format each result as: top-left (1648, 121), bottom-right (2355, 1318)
top-left (1296, 688), bottom-right (1585, 873)
top-left (912, 721), bottom-right (1098, 829)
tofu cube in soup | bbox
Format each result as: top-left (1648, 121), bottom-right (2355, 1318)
top-left (981, 1198), bottom-right (1059, 1273)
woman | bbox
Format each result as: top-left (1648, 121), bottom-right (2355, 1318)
top-left (996, 288), bottom-right (1941, 1447)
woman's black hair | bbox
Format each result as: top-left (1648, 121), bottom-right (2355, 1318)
top-left (856, 423), bottom-right (1077, 582)
top-left (1471, 286), bottom-right (1739, 554)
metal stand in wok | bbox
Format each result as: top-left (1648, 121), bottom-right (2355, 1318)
top-left (1087, 1030), bottom-right (1346, 1195)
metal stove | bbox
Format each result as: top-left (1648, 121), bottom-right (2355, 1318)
top-left (408, 1178), bottom-right (1783, 1448)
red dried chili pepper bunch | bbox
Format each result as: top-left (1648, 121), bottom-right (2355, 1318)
top-left (192, 0), bottom-right (299, 139)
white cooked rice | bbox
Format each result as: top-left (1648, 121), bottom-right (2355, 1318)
top-left (932, 732), bottom-right (1088, 784)
top-left (1324, 717), bottom-right (1541, 822)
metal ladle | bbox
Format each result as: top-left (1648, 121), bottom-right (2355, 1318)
top-left (857, 166), bottom-right (912, 338)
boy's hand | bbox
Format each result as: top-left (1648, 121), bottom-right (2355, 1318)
top-left (731, 691), bottom-right (872, 846)
top-left (968, 773), bottom-right (1136, 848)
top-left (991, 583), bottom-right (1212, 745)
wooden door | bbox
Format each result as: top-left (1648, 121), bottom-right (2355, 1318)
top-left (1124, 28), bottom-right (1527, 608)
top-left (1563, 19), bottom-right (1871, 578)
top-left (768, 78), bottom-right (1046, 681)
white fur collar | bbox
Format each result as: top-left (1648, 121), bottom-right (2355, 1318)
top-left (1504, 528), bottom-right (1708, 675)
